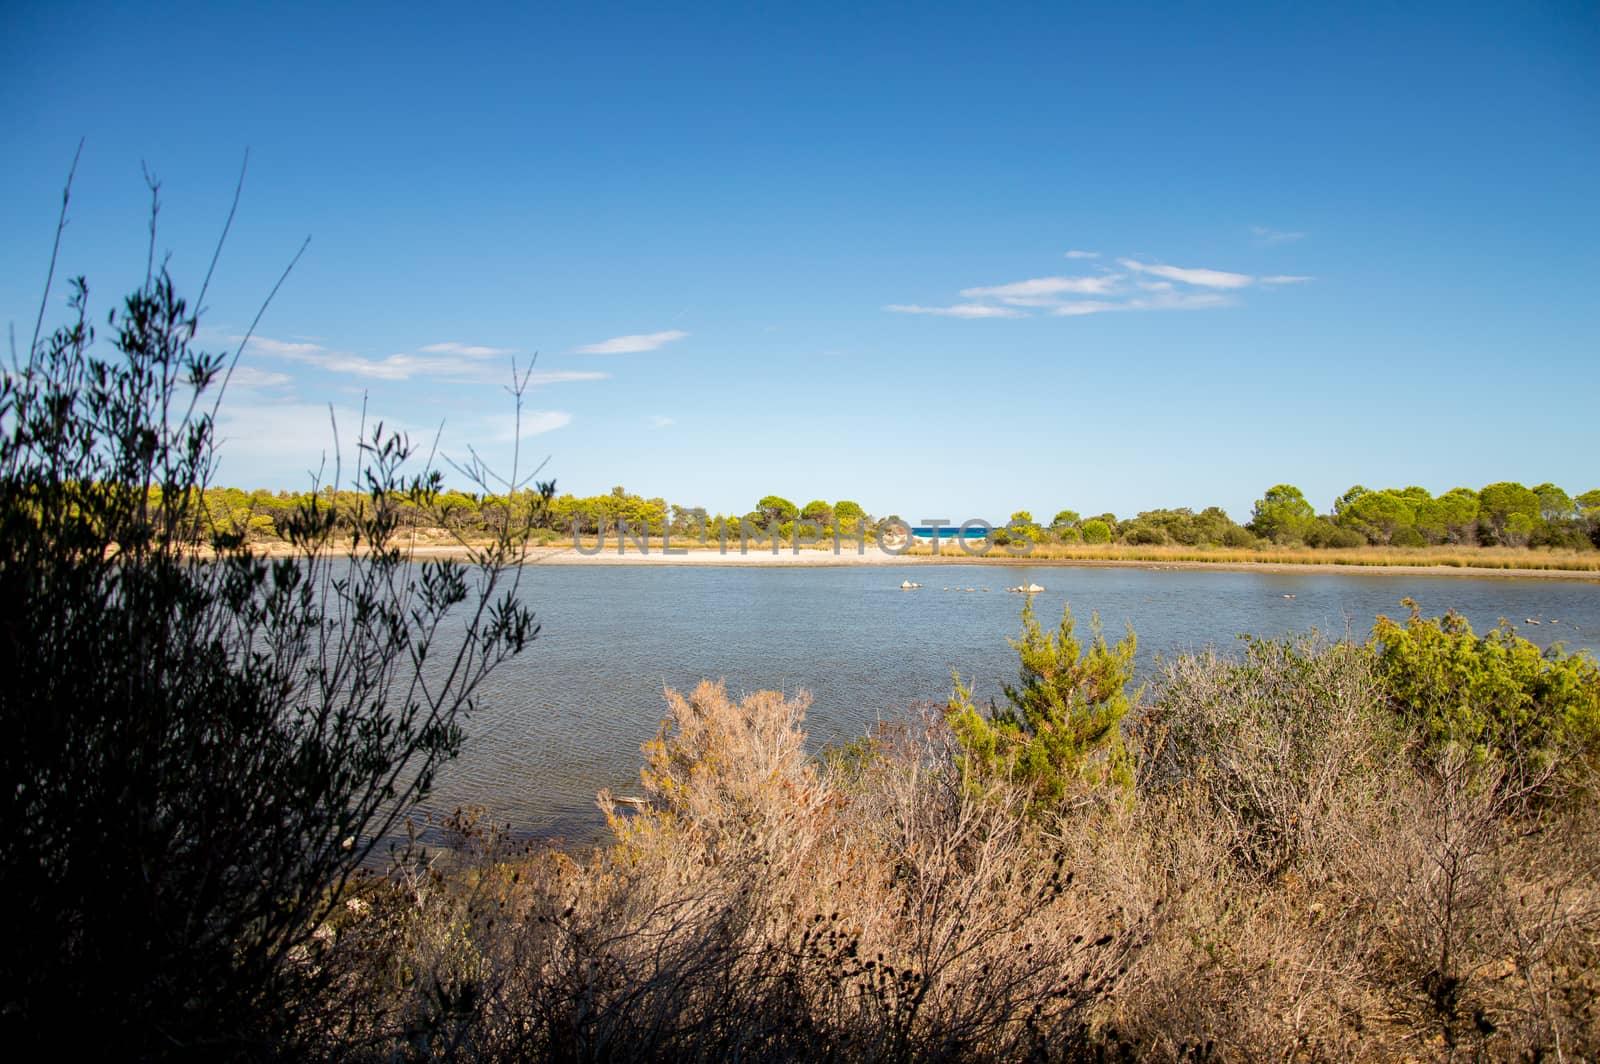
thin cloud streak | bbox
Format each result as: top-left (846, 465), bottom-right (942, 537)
top-left (1050, 301), bottom-right (1122, 317)
top-left (1048, 292), bottom-right (1234, 316)
top-left (487, 410), bottom-right (572, 441)
top-left (243, 336), bottom-right (608, 384)
top-left (244, 336), bottom-right (323, 358)
top-left (419, 342), bottom-right (515, 357)
top-left (1118, 259), bottom-right (1255, 289)
top-left (883, 303), bottom-right (1025, 319)
top-left (960, 275), bottom-right (1121, 302)
top-left (887, 246), bottom-right (1309, 321)
top-left (1251, 225), bottom-right (1306, 245)
top-left (227, 365), bottom-right (294, 390)
top-left (574, 330), bottom-right (689, 354)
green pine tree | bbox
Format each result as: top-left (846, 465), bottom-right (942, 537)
top-left (947, 598), bottom-right (1139, 809)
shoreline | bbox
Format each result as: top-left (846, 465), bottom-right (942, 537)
top-left (248, 541), bottom-right (1600, 581)
top-left (517, 545), bottom-right (1600, 580)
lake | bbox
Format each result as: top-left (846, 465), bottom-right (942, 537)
top-left (423, 564), bottom-right (1599, 846)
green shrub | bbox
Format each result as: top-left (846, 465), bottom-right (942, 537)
top-left (1081, 518), bottom-right (1113, 544)
top-left (1373, 599), bottom-right (1600, 779)
top-left (1138, 634), bottom-right (1396, 875)
top-left (1221, 524), bottom-right (1257, 548)
top-left (947, 599), bottom-right (1138, 807)
top-left (1302, 518), bottom-right (1367, 549)
top-left (1391, 525), bottom-right (1427, 548)
top-left (1123, 523), bottom-right (1167, 545)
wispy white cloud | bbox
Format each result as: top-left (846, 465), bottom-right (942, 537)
top-left (242, 335), bottom-right (607, 384)
top-left (1049, 301), bottom-right (1122, 317)
top-left (1064, 249), bottom-right (1100, 259)
top-left (1118, 259), bottom-right (1255, 289)
top-left (244, 336), bottom-right (324, 358)
top-left (419, 342), bottom-right (515, 357)
top-left (883, 303), bottom-right (1025, 319)
top-left (485, 410), bottom-right (573, 441)
top-left (1047, 292), bottom-right (1234, 316)
top-left (647, 415), bottom-right (675, 429)
top-left (574, 330), bottom-right (689, 354)
top-left (525, 369), bottom-right (611, 384)
top-left (1250, 225), bottom-right (1306, 245)
top-left (887, 246), bottom-right (1306, 322)
top-left (1133, 291), bottom-right (1235, 311)
top-left (212, 401), bottom-right (368, 482)
top-left (959, 275), bottom-right (1122, 305)
top-left (226, 365), bottom-right (294, 390)
top-left (318, 352), bottom-right (481, 381)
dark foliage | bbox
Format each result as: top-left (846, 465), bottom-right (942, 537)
top-left (0, 186), bottom-right (538, 1057)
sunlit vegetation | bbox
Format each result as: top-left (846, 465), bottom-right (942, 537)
top-left (191, 481), bottom-right (1600, 574)
top-left (11, 193), bottom-right (1597, 1059)
top-left (947, 599), bottom-right (1139, 807)
top-left (901, 541), bottom-right (1600, 572)
top-left (304, 604), bottom-right (1600, 1059)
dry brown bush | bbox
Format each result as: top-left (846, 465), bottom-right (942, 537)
top-left (1112, 636), bottom-right (1600, 1060)
top-left (312, 642), bottom-right (1598, 1062)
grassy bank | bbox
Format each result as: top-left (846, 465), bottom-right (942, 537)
top-left (898, 541), bottom-right (1600, 572)
top-left (267, 531), bottom-right (1600, 575)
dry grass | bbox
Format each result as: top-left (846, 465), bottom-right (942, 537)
top-left (307, 643), bottom-right (1600, 1061)
top-left (901, 541), bottom-right (1600, 572)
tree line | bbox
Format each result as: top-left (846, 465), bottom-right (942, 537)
top-left (191, 480), bottom-right (1600, 551)
top-left (1249, 481), bottom-right (1600, 549)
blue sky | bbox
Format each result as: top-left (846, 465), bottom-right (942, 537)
top-left (3, 1), bottom-right (1596, 523)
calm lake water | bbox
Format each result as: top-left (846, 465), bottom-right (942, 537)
top-left (422, 565), bottom-right (1599, 846)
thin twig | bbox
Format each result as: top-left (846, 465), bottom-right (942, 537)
top-left (27, 138), bottom-right (84, 373)
top-left (205, 234), bottom-right (310, 426)
top-left (197, 149), bottom-right (249, 312)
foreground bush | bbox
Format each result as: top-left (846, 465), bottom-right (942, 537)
top-left (325, 617), bottom-right (1598, 1061)
top-left (0, 188), bottom-right (538, 1055)
top-left (324, 683), bottom-right (1147, 1059)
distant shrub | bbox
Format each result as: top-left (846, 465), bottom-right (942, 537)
top-left (1123, 523), bottom-right (1167, 545)
top-left (1302, 517), bottom-right (1367, 549)
top-left (1391, 525), bottom-right (1427, 548)
top-left (1221, 524), bottom-right (1257, 548)
top-left (1081, 518), bottom-right (1113, 544)
top-left (1532, 520), bottom-right (1595, 551)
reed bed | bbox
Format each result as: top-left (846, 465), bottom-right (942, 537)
top-left (901, 542), bottom-right (1600, 572)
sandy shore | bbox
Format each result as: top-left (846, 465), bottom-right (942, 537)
top-left (526, 545), bottom-right (909, 566)
top-left (515, 546), bottom-right (1600, 580)
top-left (252, 541), bottom-right (1600, 581)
